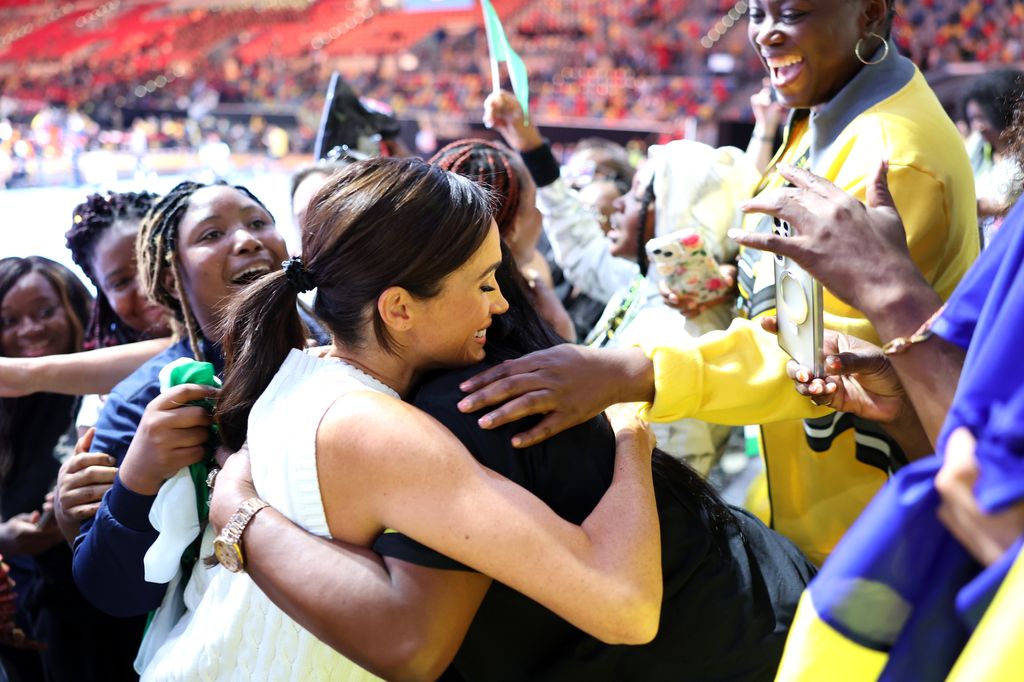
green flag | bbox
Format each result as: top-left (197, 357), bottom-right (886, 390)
top-left (481, 0), bottom-right (529, 122)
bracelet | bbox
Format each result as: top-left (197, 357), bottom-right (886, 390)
top-left (754, 135), bottom-right (775, 142)
top-left (880, 306), bottom-right (945, 356)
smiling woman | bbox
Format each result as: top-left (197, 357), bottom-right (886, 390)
top-left (0, 257), bottom-right (140, 682)
top-left (69, 179), bottom-right (327, 628)
top-left (452, 0), bottom-right (981, 572)
top-left (0, 258), bottom-right (89, 360)
top-left (748, 0), bottom-right (890, 109)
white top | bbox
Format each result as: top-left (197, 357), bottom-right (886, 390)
top-left (141, 349), bottom-right (393, 682)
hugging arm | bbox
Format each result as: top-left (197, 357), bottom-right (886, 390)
top-left (212, 393), bottom-right (660, 678)
top-left (0, 337), bottom-right (171, 398)
top-left (213, 452), bottom-right (490, 681)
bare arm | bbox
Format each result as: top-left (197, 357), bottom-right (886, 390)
top-left (211, 453), bottom-right (490, 682)
top-left (211, 394), bottom-right (660, 677)
top-left (0, 337), bottom-right (172, 397)
top-left (318, 394), bottom-right (661, 645)
top-left (745, 79), bottom-right (786, 174)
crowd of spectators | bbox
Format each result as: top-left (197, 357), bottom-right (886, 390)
top-left (1, 0), bottom-right (1022, 188)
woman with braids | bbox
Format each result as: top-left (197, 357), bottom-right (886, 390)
top-left (137, 156), bottom-right (813, 681)
top-left (0, 257), bottom-right (139, 682)
top-left (54, 193), bottom-right (176, 547)
top-left (69, 179), bottom-right (323, 626)
top-left (66, 192), bottom-right (171, 351)
top-left (430, 138), bottom-right (576, 340)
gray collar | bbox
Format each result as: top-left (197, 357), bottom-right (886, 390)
top-left (792, 40), bottom-right (915, 170)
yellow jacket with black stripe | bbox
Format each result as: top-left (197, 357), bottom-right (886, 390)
top-left (640, 47), bottom-right (979, 566)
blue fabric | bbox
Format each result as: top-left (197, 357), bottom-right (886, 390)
top-left (805, 202), bottom-right (1024, 681)
top-left (72, 337), bottom-right (223, 617)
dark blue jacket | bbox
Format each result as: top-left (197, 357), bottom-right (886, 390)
top-left (72, 337), bottom-right (222, 616)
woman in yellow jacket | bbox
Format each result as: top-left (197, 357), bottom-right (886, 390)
top-left (459, 0), bottom-right (979, 567)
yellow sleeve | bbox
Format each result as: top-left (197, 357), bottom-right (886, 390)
top-left (946, 545), bottom-right (1024, 682)
top-left (639, 317), bottom-right (831, 426)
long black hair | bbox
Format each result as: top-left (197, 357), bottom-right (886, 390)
top-left (484, 247), bottom-right (738, 549)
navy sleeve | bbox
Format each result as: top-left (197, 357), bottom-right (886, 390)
top-left (74, 375), bottom-right (167, 616)
top-left (73, 477), bottom-right (165, 616)
top-left (89, 380), bottom-right (156, 464)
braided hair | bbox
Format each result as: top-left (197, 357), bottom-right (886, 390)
top-left (136, 180), bottom-right (273, 361)
top-left (66, 191), bottom-right (159, 349)
top-left (430, 139), bottom-right (522, 238)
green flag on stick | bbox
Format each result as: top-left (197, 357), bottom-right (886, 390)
top-left (481, 0), bottom-right (529, 122)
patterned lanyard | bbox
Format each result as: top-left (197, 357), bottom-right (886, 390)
top-left (584, 273), bottom-right (648, 348)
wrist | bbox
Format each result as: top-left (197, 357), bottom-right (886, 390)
top-left (611, 347), bottom-right (656, 405)
top-left (508, 124), bottom-right (543, 152)
top-left (210, 481), bottom-right (255, 531)
top-left (116, 460), bottom-right (165, 497)
top-left (858, 273), bottom-right (942, 341)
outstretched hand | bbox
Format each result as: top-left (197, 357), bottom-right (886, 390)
top-left (735, 160), bottom-right (923, 314)
top-left (457, 345), bottom-right (655, 448)
top-left (761, 316), bottom-right (907, 424)
top-left (483, 90), bottom-right (543, 153)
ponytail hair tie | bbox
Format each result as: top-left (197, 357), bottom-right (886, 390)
top-left (282, 257), bottom-right (316, 293)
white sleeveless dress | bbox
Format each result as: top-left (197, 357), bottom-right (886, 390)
top-left (141, 349), bottom-right (394, 681)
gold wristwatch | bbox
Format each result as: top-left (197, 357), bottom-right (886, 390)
top-left (213, 497), bottom-right (270, 573)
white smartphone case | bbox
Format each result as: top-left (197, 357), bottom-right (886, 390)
top-left (772, 218), bottom-right (824, 377)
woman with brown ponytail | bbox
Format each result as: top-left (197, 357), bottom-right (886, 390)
top-left (140, 156), bottom-right (813, 682)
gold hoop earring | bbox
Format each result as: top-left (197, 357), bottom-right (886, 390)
top-left (855, 32), bottom-right (889, 65)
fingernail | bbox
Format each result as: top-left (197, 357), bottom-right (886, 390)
top-left (459, 381), bottom-right (472, 391)
top-left (797, 370), bottom-right (809, 382)
top-left (457, 398), bottom-right (470, 411)
top-left (511, 437), bottom-right (523, 447)
top-left (478, 416), bottom-right (492, 428)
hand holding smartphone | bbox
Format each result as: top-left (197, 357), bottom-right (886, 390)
top-left (646, 229), bottom-right (730, 305)
top-left (772, 217), bottom-right (825, 377)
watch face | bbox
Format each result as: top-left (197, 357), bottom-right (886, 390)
top-left (213, 537), bottom-right (244, 573)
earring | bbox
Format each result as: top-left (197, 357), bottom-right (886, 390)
top-left (855, 32), bottom-right (889, 65)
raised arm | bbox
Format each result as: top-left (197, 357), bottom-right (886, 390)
top-left (485, 91), bottom-right (637, 304)
top-left (0, 337), bottom-right (171, 398)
